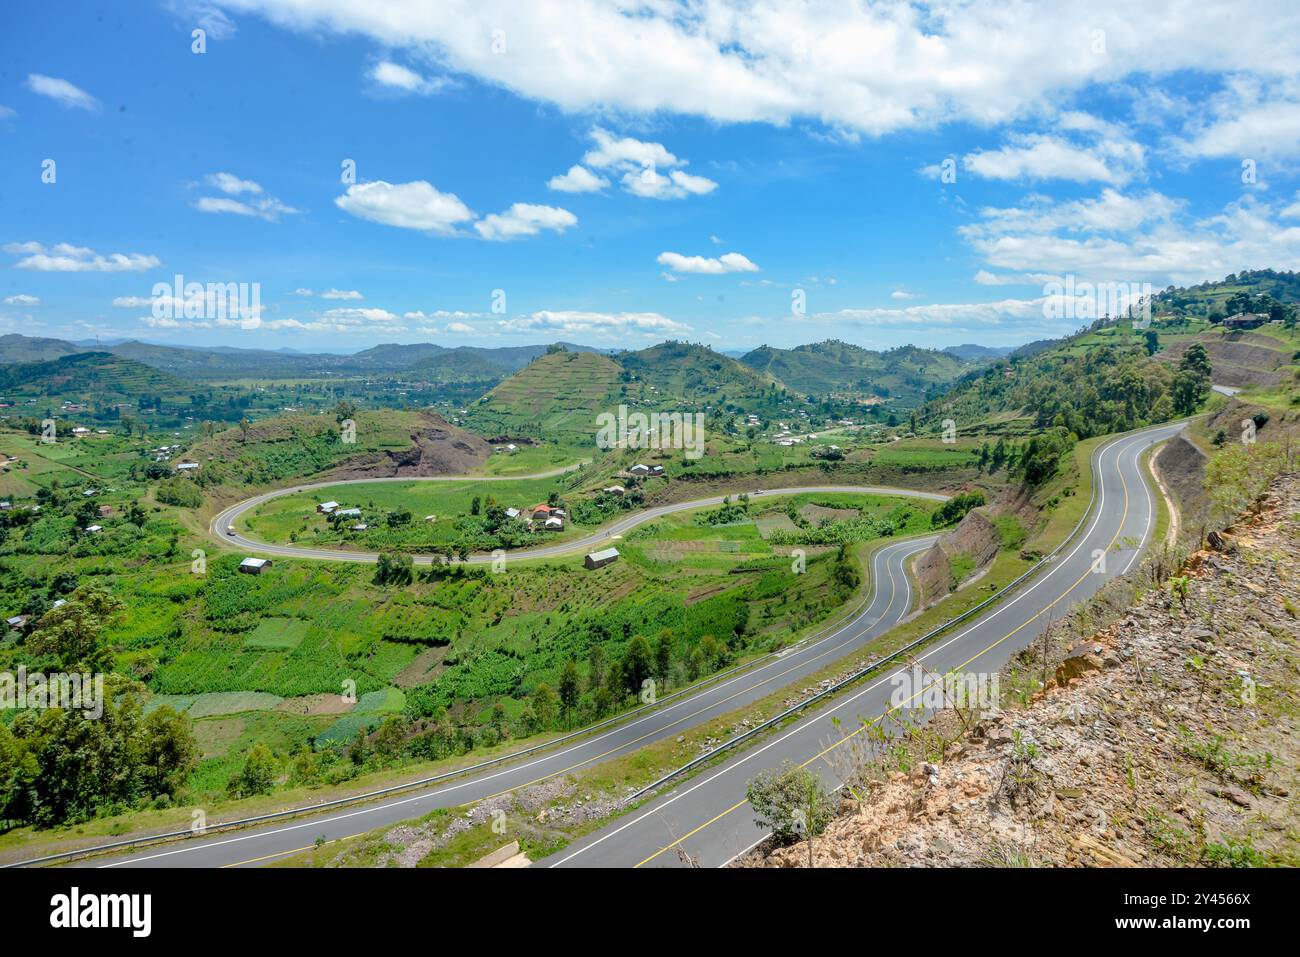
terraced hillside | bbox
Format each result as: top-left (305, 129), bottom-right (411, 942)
top-left (462, 348), bottom-right (624, 441)
top-left (0, 333), bottom-right (82, 364)
top-left (0, 351), bottom-right (187, 404)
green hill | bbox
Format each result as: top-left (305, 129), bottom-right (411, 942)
top-left (0, 351), bottom-right (188, 403)
top-left (618, 341), bottom-right (784, 405)
top-left (1151, 268), bottom-right (1300, 321)
top-left (741, 339), bottom-right (974, 404)
top-left (462, 348), bottom-right (624, 440)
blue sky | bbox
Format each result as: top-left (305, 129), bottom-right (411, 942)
top-left (3, 1), bottom-right (1299, 353)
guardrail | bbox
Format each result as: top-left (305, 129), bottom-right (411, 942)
top-left (5, 527), bottom-right (934, 867)
top-left (621, 423), bottom-right (1180, 804)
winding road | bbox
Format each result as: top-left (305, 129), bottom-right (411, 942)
top-left (37, 420), bottom-right (1179, 869)
top-left (212, 474), bottom-right (948, 565)
top-left (542, 422), bottom-right (1183, 867)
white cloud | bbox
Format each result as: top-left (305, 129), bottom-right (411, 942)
top-left (198, 1), bottom-right (1300, 137)
top-left (474, 203), bottom-right (577, 240)
top-left (3, 294), bottom-right (39, 305)
top-left (551, 127), bottom-right (717, 200)
top-left (368, 60), bottom-right (450, 95)
top-left (5, 242), bottom-right (159, 272)
top-left (335, 180), bottom-right (474, 233)
top-left (0, 106), bottom-right (15, 120)
top-left (812, 297), bottom-right (1047, 330)
top-left (890, 289), bottom-right (916, 300)
top-left (207, 172), bottom-right (262, 195)
top-left (25, 74), bottom-right (99, 111)
top-left (499, 310), bottom-right (690, 338)
top-left (960, 189), bottom-right (1300, 286)
top-left (446, 321), bottom-right (475, 334)
top-left (320, 288), bottom-right (363, 300)
top-left (961, 131), bottom-right (1144, 185)
top-left (547, 164), bottom-right (609, 193)
top-left (1174, 77), bottom-right (1300, 159)
top-left (194, 195), bottom-right (299, 221)
top-left (294, 287), bottom-right (313, 296)
top-left (321, 307), bottom-right (398, 322)
top-left (657, 251), bottom-right (758, 274)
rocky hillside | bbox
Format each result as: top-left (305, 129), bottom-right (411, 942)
top-left (740, 473), bottom-right (1300, 868)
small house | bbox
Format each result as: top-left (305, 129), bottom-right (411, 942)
top-left (238, 557), bottom-right (271, 575)
top-left (602, 485), bottom-right (625, 496)
top-left (1224, 311), bottom-right (1267, 330)
top-left (531, 503), bottom-right (553, 516)
top-left (6, 614), bottom-right (29, 632)
top-left (649, 465), bottom-right (665, 476)
top-left (505, 507), bottom-right (522, 520)
top-left (0, 501), bottom-right (11, 511)
top-left (83, 524), bottom-right (103, 534)
top-left (97, 505), bottom-right (114, 517)
top-left (584, 547), bottom-right (620, 570)
top-left (351, 523), bottom-right (369, 531)
top-left (544, 515), bottom-right (564, 530)
top-left (175, 461), bottom-right (201, 472)
top-left (628, 464), bottom-right (650, 476)
top-left (336, 507), bottom-right (362, 518)
top-left (317, 501), bottom-right (340, 514)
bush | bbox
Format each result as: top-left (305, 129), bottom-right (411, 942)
top-left (746, 762), bottom-right (833, 846)
top-left (156, 477), bottom-right (204, 508)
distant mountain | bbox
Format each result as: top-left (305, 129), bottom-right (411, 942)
top-left (618, 341), bottom-right (782, 404)
top-left (944, 343), bottom-right (1015, 361)
top-left (0, 333), bottom-right (82, 365)
top-left (740, 339), bottom-right (973, 404)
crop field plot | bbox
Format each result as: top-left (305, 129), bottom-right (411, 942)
top-left (243, 617), bottom-right (311, 650)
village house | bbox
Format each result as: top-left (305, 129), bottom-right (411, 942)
top-left (1223, 311), bottom-right (1268, 330)
top-left (238, 557), bottom-right (272, 575)
top-left (628, 463), bottom-right (650, 476)
top-left (544, 515), bottom-right (564, 530)
top-left (584, 547), bottom-right (620, 570)
top-left (175, 461), bottom-right (201, 472)
top-left (83, 524), bottom-right (103, 534)
top-left (505, 507), bottom-right (522, 520)
top-left (317, 501), bottom-right (340, 514)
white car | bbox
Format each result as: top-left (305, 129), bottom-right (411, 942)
top-left (226, 525), bottom-right (237, 536)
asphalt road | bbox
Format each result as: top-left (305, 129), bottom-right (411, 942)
top-left (83, 527), bottom-right (938, 867)
top-left (212, 476), bottom-right (948, 565)
top-left (541, 422), bottom-right (1183, 868)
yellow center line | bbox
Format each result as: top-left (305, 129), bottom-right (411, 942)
top-left (634, 434), bottom-right (1140, 868)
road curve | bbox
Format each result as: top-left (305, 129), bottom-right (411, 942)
top-left (82, 532), bottom-right (936, 867)
top-left (212, 478), bottom-right (949, 565)
top-left (542, 422), bottom-right (1183, 868)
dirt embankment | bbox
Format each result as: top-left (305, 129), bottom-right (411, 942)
top-left (913, 507), bottom-right (1002, 607)
top-left (1160, 330), bottom-right (1291, 389)
top-left (739, 474), bottom-right (1300, 868)
top-left (1154, 433), bottom-right (1209, 535)
top-left (328, 413), bottom-right (491, 479)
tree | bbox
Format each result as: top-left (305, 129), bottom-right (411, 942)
top-left (25, 584), bottom-right (124, 669)
top-left (140, 706), bottom-right (199, 798)
top-left (1143, 330), bottom-right (1159, 356)
top-left (1180, 342), bottom-right (1212, 379)
top-left (374, 551), bottom-right (413, 586)
top-left (1171, 368), bottom-right (1209, 416)
top-left (620, 635), bottom-right (655, 701)
top-left (654, 630), bottom-right (673, 691)
top-left (587, 645), bottom-right (607, 691)
top-left (229, 741), bottom-right (277, 797)
top-left (530, 683), bottom-right (558, 732)
top-left (558, 660), bottom-right (580, 729)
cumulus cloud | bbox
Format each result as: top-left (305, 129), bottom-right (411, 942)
top-left (657, 251), bottom-right (758, 274)
top-left (549, 128), bottom-right (717, 200)
top-left (474, 203), bottom-right (577, 240)
top-left (335, 180), bottom-right (475, 233)
top-left (195, 1), bottom-right (1300, 137)
top-left (3, 294), bottom-right (40, 305)
top-left (4, 242), bottom-right (160, 272)
top-left (320, 288), bottom-right (363, 300)
top-left (959, 189), bottom-right (1300, 286)
top-left (25, 74), bottom-right (99, 111)
top-left (547, 164), bottom-right (609, 193)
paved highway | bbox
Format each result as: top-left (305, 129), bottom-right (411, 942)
top-left (80, 526), bottom-right (937, 867)
top-left (541, 422), bottom-right (1183, 868)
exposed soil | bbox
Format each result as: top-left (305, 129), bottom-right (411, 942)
top-left (326, 411), bottom-right (491, 479)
